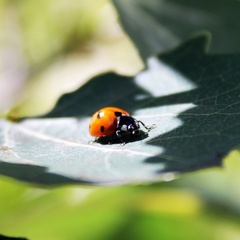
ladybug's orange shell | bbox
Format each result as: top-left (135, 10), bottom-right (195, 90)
top-left (89, 107), bottom-right (130, 137)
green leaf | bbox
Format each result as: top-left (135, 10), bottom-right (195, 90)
top-left (113, 0), bottom-right (240, 58)
top-left (0, 35), bottom-right (240, 185)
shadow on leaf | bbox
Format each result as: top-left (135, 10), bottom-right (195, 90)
top-left (0, 161), bottom-right (93, 186)
top-left (143, 35), bottom-right (240, 173)
top-left (95, 130), bottom-right (149, 145)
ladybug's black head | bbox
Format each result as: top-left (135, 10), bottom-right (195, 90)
top-left (127, 121), bottom-right (140, 134)
top-left (117, 116), bottom-right (140, 134)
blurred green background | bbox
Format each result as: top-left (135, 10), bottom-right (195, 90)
top-left (0, 0), bottom-right (143, 117)
top-left (1, 1), bottom-right (240, 239)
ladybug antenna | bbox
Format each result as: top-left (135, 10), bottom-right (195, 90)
top-left (138, 121), bottom-right (156, 132)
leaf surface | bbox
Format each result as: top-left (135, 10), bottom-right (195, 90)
top-left (0, 35), bottom-right (240, 185)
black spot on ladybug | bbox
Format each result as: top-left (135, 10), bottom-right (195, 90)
top-left (114, 111), bottom-right (122, 117)
top-left (100, 126), bottom-right (105, 133)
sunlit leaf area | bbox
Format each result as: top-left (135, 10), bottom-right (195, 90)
top-left (1, 0), bottom-right (240, 239)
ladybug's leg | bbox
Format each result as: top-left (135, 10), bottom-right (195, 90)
top-left (138, 121), bottom-right (156, 132)
top-left (88, 137), bottom-right (99, 144)
top-left (116, 130), bottom-right (126, 145)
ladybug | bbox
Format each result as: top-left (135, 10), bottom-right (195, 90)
top-left (89, 107), bottom-right (155, 145)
